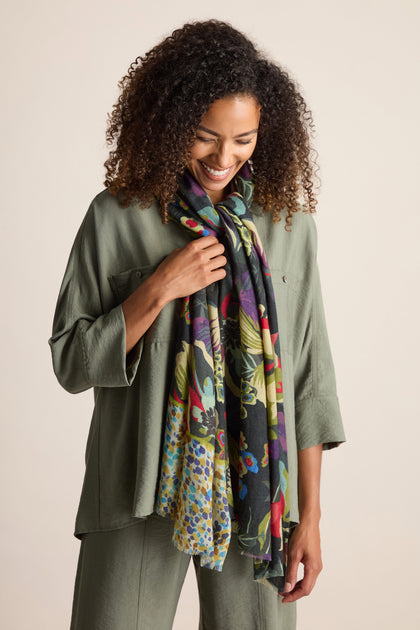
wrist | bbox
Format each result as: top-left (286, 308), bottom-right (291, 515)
top-left (298, 507), bottom-right (321, 526)
top-left (143, 273), bottom-right (173, 310)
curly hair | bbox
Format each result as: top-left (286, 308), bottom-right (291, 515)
top-left (104, 19), bottom-right (319, 230)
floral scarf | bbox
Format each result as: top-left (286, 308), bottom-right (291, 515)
top-left (155, 163), bottom-right (291, 593)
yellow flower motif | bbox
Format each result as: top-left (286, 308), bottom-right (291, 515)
top-left (239, 431), bottom-right (248, 450)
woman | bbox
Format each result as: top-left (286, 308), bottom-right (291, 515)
top-left (49, 19), bottom-right (346, 630)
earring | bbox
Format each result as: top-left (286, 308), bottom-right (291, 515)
top-left (248, 158), bottom-right (255, 175)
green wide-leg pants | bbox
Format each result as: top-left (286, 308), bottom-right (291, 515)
top-left (70, 513), bottom-right (296, 630)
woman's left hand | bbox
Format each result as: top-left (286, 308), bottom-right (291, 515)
top-left (281, 519), bottom-right (323, 603)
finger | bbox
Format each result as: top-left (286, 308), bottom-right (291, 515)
top-left (281, 567), bottom-right (318, 603)
top-left (203, 242), bottom-right (225, 258)
top-left (207, 255), bottom-right (227, 270)
top-left (284, 555), bottom-right (300, 594)
top-left (208, 267), bottom-right (227, 283)
top-left (185, 238), bottom-right (224, 262)
top-left (281, 579), bottom-right (306, 603)
top-left (192, 234), bottom-right (220, 249)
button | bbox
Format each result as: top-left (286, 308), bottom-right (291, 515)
top-left (282, 275), bottom-right (288, 284)
top-left (135, 271), bottom-right (142, 278)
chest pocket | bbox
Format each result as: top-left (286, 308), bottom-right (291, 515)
top-left (108, 265), bottom-right (156, 301)
top-left (108, 265), bottom-right (181, 344)
top-left (271, 269), bottom-right (302, 357)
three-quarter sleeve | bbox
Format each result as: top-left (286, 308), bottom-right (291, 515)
top-left (48, 209), bottom-right (143, 394)
top-left (293, 217), bottom-right (346, 451)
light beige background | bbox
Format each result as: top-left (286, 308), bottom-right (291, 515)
top-left (1, 0), bottom-right (419, 628)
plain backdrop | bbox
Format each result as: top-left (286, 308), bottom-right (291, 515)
top-left (1, 0), bottom-right (419, 628)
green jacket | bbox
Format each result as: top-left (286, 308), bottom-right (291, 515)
top-left (48, 190), bottom-right (346, 539)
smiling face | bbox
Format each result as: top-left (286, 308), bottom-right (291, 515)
top-left (187, 94), bottom-right (261, 204)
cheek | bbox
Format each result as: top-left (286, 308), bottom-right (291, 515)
top-left (239, 143), bottom-right (257, 161)
top-left (189, 143), bottom-right (208, 160)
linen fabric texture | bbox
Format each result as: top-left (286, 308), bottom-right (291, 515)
top-left (48, 185), bottom-right (346, 548)
top-left (70, 513), bottom-right (297, 630)
top-left (155, 165), bottom-right (291, 592)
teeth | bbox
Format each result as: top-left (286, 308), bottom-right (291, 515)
top-left (200, 162), bottom-right (231, 176)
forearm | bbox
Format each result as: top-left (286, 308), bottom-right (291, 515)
top-left (282, 443), bottom-right (323, 601)
top-left (122, 275), bottom-right (170, 354)
top-left (297, 443), bottom-right (323, 524)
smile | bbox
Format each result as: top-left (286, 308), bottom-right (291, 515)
top-left (199, 161), bottom-right (234, 178)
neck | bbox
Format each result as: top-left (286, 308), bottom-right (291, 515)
top-left (208, 190), bottom-right (226, 205)
top-left (208, 181), bottom-right (234, 205)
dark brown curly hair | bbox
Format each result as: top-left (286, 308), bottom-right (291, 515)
top-left (104, 19), bottom-right (319, 229)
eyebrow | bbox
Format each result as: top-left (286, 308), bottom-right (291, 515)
top-left (197, 125), bottom-right (258, 138)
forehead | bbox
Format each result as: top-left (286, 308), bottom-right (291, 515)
top-left (199, 95), bottom-right (261, 133)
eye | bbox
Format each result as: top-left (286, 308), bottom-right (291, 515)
top-left (236, 139), bottom-right (253, 145)
top-left (196, 135), bottom-right (215, 143)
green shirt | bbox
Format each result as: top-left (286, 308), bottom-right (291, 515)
top-left (48, 189), bottom-right (346, 539)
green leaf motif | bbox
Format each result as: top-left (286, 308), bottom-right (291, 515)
top-left (239, 308), bottom-right (263, 354)
top-left (174, 341), bottom-right (189, 395)
top-left (257, 511), bottom-right (271, 551)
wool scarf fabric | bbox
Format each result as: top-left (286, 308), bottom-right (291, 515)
top-left (155, 163), bottom-right (291, 593)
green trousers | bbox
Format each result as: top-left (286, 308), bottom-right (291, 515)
top-left (70, 513), bottom-right (296, 630)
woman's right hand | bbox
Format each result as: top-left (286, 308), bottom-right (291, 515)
top-left (122, 235), bottom-right (226, 354)
top-left (153, 235), bottom-right (227, 302)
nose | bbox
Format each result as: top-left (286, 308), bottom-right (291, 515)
top-left (214, 141), bottom-right (233, 169)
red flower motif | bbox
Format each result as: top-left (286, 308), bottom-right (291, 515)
top-left (271, 494), bottom-right (286, 537)
top-left (262, 443), bottom-right (269, 467)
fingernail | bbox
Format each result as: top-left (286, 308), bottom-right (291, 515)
top-left (284, 582), bottom-right (292, 592)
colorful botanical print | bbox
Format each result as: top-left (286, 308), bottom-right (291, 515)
top-left (155, 163), bottom-right (291, 593)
